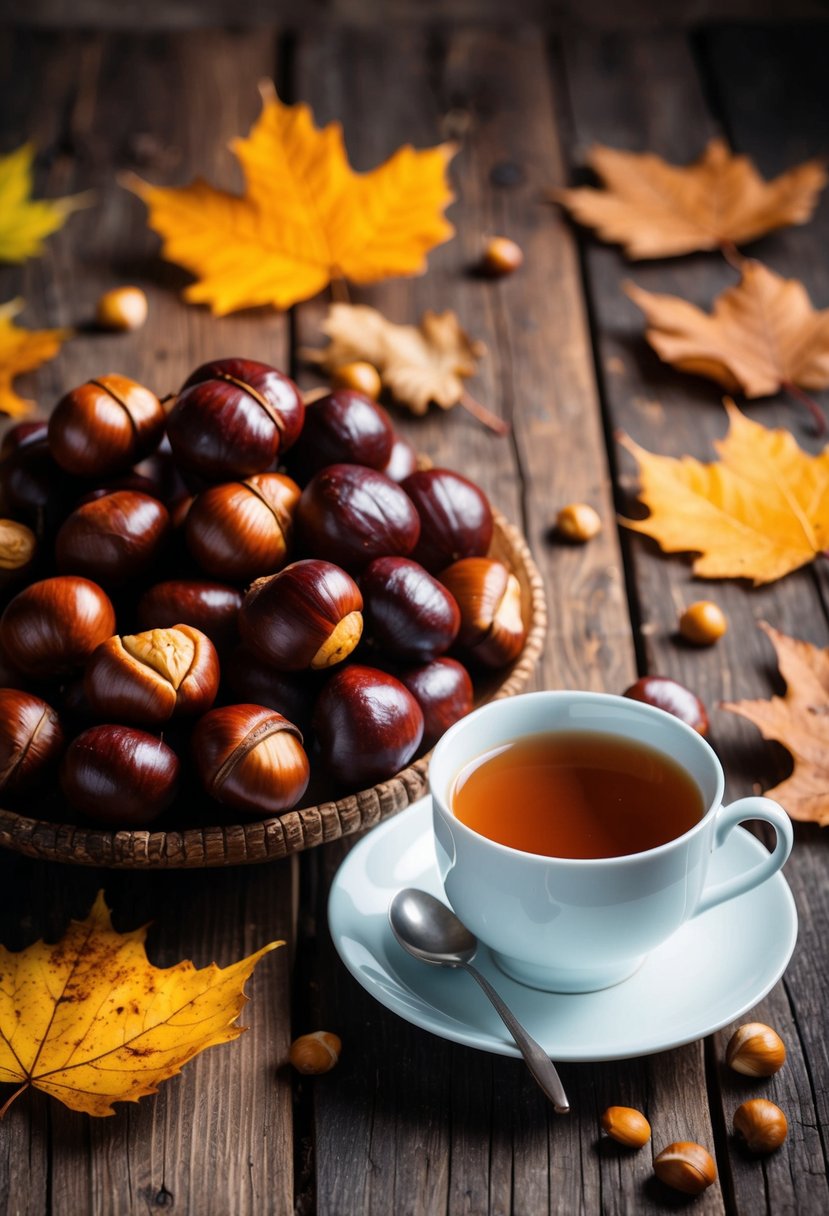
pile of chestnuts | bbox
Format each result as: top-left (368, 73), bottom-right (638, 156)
top-left (0, 360), bottom-right (527, 829)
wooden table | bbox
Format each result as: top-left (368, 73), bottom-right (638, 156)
top-left (1, 18), bottom-right (828, 1215)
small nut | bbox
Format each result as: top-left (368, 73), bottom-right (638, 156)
top-left (556, 502), bottom-right (602, 543)
top-left (653, 1141), bottom-right (717, 1195)
top-left (679, 600), bottom-right (728, 646)
top-left (331, 361), bottom-right (382, 400)
top-left (733, 1099), bottom-right (788, 1153)
top-left (622, 675), bottom-right (708, 736)
top-left (289, 1031), bottom-right (342, 1074)
top-left (481, 235), bottom-right (523, 277)
top-left (0, 519), bottom-right (36, 573)
top-left (600, 1105), bottom-right (651, 1148)
top-left (726, 1022), bottom-right (786, 1076)
top-left (95, 286), bottom-right (148, 332)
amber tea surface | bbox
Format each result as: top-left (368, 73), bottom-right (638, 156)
top-left (451, 730), bottom-right (704, 859)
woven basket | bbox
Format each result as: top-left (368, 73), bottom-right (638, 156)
top-left (0, 510), bottom-right (546, 868)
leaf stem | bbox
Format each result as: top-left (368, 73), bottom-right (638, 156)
top-left (459, 391), bottom-right (510, 435)
top-left (0, 1082), bottom-right (28, 1119)
top-left (719, 241), bottom-right (745, 272)
top-left (330, 277), bottom-right (352, 304)
top-left (782, 380), bottom-right (826, 437)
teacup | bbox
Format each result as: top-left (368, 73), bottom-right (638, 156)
top-left (430, 691), bottom-right (793, 993)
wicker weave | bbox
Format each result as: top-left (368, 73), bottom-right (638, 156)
top-left (0, 510), bottom-right (546, 868)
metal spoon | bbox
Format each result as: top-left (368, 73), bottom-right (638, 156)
top-left (389, 888), bottom-right (570, 1113)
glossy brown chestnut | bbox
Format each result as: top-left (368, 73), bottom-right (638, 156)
top-left (0, 688), bottom-right (64, 793)
top-left (402, 468), bottom-right (493, 573)
top-left (192, 703), bottom-right (310, 815)
top-left (439, 557), bottom-right (526, 668)
top-left (296, 464), bottom-right (420, 571)
top-left (397, 657), bottom-right (474, 749)
top-left (56, 490), bottom-right (170, 587)
top-left (0, 423), bottom-right (73, 537)
top-left (223, 647), bottom-right (320, 734)
top-left (60, 724), bottom-right (179, 825)
top-left (623, 676), bottom-right (709, 736)
top-left (85, 625), bottom-right (220, 724)
top-left (48, 375), bottom-right (165, 478)
top-left (185, 472), bottom-right (300, 581)
top-left (136, 580), bottom-right (242, 650)
top-left (288, 390), bottom-right (394, 480)
top-left (168, 358), bottom-right (304, 482)
top-left (239, 559), bottom-right (363, 671)
top-left (0, 576), bottom-right (116, 677)
top-left (381, 435), bottom-right (418, 484)
top-left (0, 519), bottom-right (36, 587)
top-left (313, 665), bottom-right (424, 788)
top-left (361, 557), bottom-right (460, 660)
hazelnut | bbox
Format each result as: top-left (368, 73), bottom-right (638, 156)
top-left (331, 362), bottom-right (382, 400)
top-left (733, 1099), bottom-right (788, 1153)
top-left (556, 502), bottom-right (602, 543)
top-left (653, 1142), bottom-right (717, 1195)
top-left (95, 286), bottom-right (148, 332)
top-left (679, 600), bottom-right (728, 646)
top-left (725, 1022), bottom-right (786, 1077)
top-left (481, 236), bottom-right (523, 277)
top-left (289, 1031), bottom-right (341, 1074)
top-left (600, 1105), bottom-right (651, 1148)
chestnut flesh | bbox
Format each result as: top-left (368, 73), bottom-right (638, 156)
top-left (56, 490), bottom-right (170, 587)
top-left (397, 657), bottom-right (474, 749)
top-left (85, 625), bottom-right (220, 724)
top-left (60, 724), bottom-right (179, 825)
top-left (623, 676), bottom-right (709, 736)
top-left (288, 390), bottom-right (394, 480)
top-left (402, 468), bottom-right (493, 573)
top-left (0, 576), bottom-right (116, 678)
top-left (185, 472), bottom-right (300, 581)
top-left (0, 688), bottom-right (64, 793)
top-left (48, 374), bottom-right (165, 478)
top-left (296, 464), bottom-right (420, 571)
top-left (361, 556), bottom-right (460, 660)
top-left (313, 665), bottom-right (424, 787)
top-left (136, 580), bottom-right (242, 651)
top-left (192, 703), bottom-right (310, 816)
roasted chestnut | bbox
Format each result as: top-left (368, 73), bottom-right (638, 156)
top-left (223, 647), bottom-right (320, 734)
top-left (402, 469), bottom-right (493, 573)
top-left (60, 724), bottom-right (179, 825)
top-left (192, 703), bottom-right (310, 815)
top-left (296, 464), bottom-right (420, 571)
top-left (397, 657), bottom-right (474, 749)
top-left (136, 580), bottom-right (242, 650)
top-left (313, 665), bottom-right (424, 787)
top-left (623, 676), bottom-right (709, 736)
top-left (361, 557), bottom-right (460, 660)
top-left (167, 358), bottom-right (304, 482)
top-left (185, 472), bottom-right (300, 581)
top-left (0, 688), bottom-right (64, 793)
top-left (239, 559), bottom-right (363, 671)
top-left (0, 576), bottom-right (116, 677)
top-left (48, 375), bottom-right (165, 477)
top-left (439, 557), bottom-right (526, 668)
top-left (0, 519), bottom-right (36, 587)
top-left (85, 625), bottom-right (220, 724)
top-left (288, 390), bottom-right (394, 480)
top-left (56, 490), bottom-right (169, 587)
top-left (382, 435), bottom-right (418, 483)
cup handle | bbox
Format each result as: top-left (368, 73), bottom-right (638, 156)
top-left (693, 797), bottom-right (793, 918)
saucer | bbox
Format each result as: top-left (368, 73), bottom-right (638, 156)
top-left (327, 797), bottom-right (798, 1061)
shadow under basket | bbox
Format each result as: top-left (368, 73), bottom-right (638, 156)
top-left (0, 510), bottom-right (546, 869)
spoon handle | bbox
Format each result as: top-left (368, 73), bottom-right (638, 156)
top-left (461, 962), bottom-right (570, 1113)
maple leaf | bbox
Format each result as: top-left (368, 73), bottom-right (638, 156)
top-left (555, 139), bottom-right (827, 259)
top-left (0, 299), bottom-right (72, 418)
top-left (722, 622), bottom-right (829, 826)
top-left (619, 400), bottom-right (829, 584)
top-left (128, 83), bottom-right (455, 315)
top-left (0, 144), bottom-right (90, 264)
top-left (0, 891), bottom-right (281, 1117)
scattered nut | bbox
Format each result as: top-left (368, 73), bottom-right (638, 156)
top-left (726, 1022), bottom-right (786, 1077)
top-left (653, 1141), bottom-right (717, 1195)
top-left (733, 1099), bottom-right (788, 1153)
top-left (95, 286), bottom-right (148, 332)
top-left (622, 675), bottom-right (708, 736)
top-left (289, 1031), bottom-right (342, 1074)
top-left (331, 361), bottom-right (382, 400)
top-left (600, 1105), bottom-right (651, 1148)
top-left (678, 600), bottom-right (728, 646)
top-left (481, 235), bottom-right (523, 277)
top-left (556, 502), bottom-right (602, 543)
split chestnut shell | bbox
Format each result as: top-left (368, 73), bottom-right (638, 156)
top-left (85, 624), bottom-right (220, 724)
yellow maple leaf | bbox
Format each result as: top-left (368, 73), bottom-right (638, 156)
top-left (555, 139), bottom-right (826, 259)
top-left (0, 891), bottom-right (281, 1117)
top-left (619, 400), bottom-right (829, 584)
top-left (128, 83), bottom-right (455, 315)
top-left (0, 299), bottom-right (72, 418)
top-left (0, 144), bottom-right (89, 263)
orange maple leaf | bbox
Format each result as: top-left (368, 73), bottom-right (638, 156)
top-left (555, 139), bottom-right (826, 259)
top-left (0, 298), bottom-right (72, 417)
top-left (722, 622), bottom-right (829, 826)
top-left (128, 82), bottom-right (455, 315)
top-left (0, 891), bottom-right (280, 1117)
top-left (619, 400), bottom-right (829, 584)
